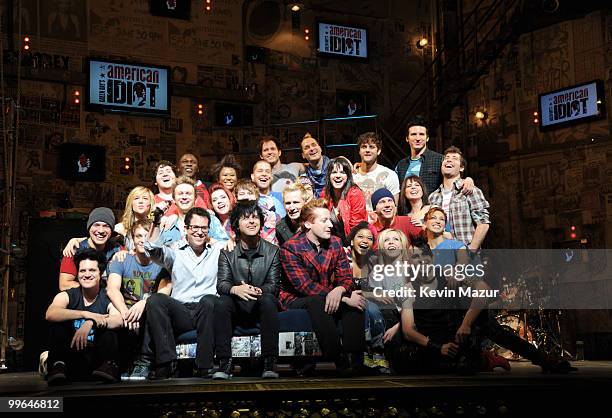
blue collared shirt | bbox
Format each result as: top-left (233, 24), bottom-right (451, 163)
top-left (144, 238), bottom-right (224, 303)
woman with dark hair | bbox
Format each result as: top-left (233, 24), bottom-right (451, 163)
top-left (208, 183), bottom-right (237, 238)
top-left (397, 175), bottom-right (431, 224)
top-left (209, 154), bottom-right (242, 194)
top-left (321, 157), bottom-right (367, 245)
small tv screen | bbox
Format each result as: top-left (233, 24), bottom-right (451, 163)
top-left (336, 90), bottom-right (368, 117)
top-left (58, 143), bottom-right (106, 182)
top-left (86, 59), bottom-right (170, 116)
top-left (215, 103), bottom-right (253, 127)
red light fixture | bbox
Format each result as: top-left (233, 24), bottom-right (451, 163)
top-left (23, 36), bottom-right (30, 50)
top-left (73, 90), bottom-right (81, 105)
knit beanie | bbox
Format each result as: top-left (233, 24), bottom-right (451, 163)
top-left (371, 188), bottom-right (395, 209)
top-left (87, 207), bottom-right (116, 231)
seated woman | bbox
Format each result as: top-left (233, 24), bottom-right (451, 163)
top-left (321, 157), bottom-right (367, 246)
top-left (363, 229), bottom-right (414, 349)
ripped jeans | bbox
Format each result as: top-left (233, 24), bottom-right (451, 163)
top-left (364, 301), bottom-right (386, 350)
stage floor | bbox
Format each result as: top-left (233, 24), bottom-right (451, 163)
top-left (1, 361), bottom-right (611, 415)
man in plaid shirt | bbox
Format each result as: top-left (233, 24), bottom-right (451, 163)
top-left (280, 198), bottom-right (369, 375)
top-left (428, 146), bottom-right (490, 250)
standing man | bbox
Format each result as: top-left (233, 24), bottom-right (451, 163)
top-left (46, 249), bottom-right (124, 385)
top-left (259, 136), bottom-right (304, 194)
top-left (370, 188), bottom-right (423, 247)
top-left (251, 160), bottom-right (285, 245)
top-left (214, 202), bottom-right (281, 379)
top-left (428, 147), bottom-right (490, 250)
top-left (153, 160), bottom-right (177, 209)
top-left (395, 117), bottom-right (473, 196)
top-left (144, 207), bottom-right (224, 379)
top-left (58, 207), bottom-right (122, 290)
top-left (353, 132), bottom-right (400, 212)
top-left (178, 152), bottom-right (210, 207)
top-left (301, 133), bottom-right (329, 199)
top-left (280, 199), bottom-right (368, 375)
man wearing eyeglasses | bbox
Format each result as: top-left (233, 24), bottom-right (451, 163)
top-left (143, 207), bottom-right (225, 379)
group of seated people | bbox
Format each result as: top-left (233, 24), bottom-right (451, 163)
top-left (44, 117), bottom-right (575, 385)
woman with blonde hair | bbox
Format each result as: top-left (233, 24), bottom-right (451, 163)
top-left (361, 229), bottom-right (414, 352)
top-left (63, 186), bottom-right (156, 255)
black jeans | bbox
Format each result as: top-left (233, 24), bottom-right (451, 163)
top-left (214, 293), bottom-right (280, 360)
top-left (47, 321), bottom-right (119, 379)
top-left (145, 293), bottom-right (216, 369)
top-left (118, 311), bottom-right (153, 371)
top-left (387, 310), bottom-right (541, 374)
top-left (287, 295), bottom-right (365, 361)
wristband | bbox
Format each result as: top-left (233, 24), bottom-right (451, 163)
top-left (426, 338), bottom-right (442, 353)
top-left (84, 318), bottom-right (97, 328)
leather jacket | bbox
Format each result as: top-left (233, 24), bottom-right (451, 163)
top-left (217, 238), bottom-right (281, 310)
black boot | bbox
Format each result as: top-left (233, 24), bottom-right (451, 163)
top-left (149, 360), bottom-right (178, 380)
top-left (212, 357), bottom-right (233, 380)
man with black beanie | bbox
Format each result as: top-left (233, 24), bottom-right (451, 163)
top-left (59, 207), bottom-right (123, 290)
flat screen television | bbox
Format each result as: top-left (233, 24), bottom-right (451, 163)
top-left (86, 58), bottom-right (170, 116)
top-left (215, 102), bottom-right (253, 127)
top-left (58, 143), bottom-right (106, 182)
top-left (317, 22), bottom-right (368, 60)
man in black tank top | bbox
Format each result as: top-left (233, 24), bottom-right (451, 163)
top-left (45, 249), bottom-right (124, 386)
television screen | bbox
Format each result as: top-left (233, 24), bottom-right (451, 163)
top-left (86, 59), bottom-right (170, 116)
top-left (335, 90), bottom-right (368, 117)
top-left (58, 143), bottom-right (106, 182)
top-left (215, 103), bottom-right (253, 127)
top-left (317, 22), bottom-right (368, 59)
top-left (538, 80), bottom-right (605, 131)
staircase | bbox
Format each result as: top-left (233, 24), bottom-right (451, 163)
top-left (379, 0), bottom-right (525, 167)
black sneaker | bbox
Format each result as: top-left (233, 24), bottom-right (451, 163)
top-left (262, 356), bottom-right (279, 379)
top-left (92, 360), bottom-right (120, 383)
top-left (212, 358), bottom-right (233, 380)
top-left (149, 360), bottom-right (178, 380)
top-left (536, 353), bottom-right (578, 374)
top-left (47, 362), bottom-right (67, 386)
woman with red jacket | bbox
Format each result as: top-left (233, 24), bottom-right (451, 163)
top-left (322, 157), bottom-right (367, 246)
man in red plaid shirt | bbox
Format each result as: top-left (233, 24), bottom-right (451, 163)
top-left (280, 198), bottom-right (369, 375)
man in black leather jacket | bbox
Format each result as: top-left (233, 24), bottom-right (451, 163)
top-left (214, 201), bottom-right (281, 379)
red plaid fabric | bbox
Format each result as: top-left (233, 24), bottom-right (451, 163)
top-left (279, 232), bottom-right (354, 310)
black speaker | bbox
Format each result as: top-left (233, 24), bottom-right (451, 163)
top-left (23, 218), bottom-right (86, 371)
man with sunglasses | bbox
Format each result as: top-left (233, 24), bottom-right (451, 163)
top-left (143, 207), bottom-right (225, 379)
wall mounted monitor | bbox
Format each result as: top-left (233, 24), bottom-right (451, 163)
top-left (538, 80), bottom-right (605, 131)
top-left (215, 102), bottom-right (253, 127)
top-left (86, 59), bottom-right (170, 116)
top-left (58, 143), bottom-right (106, 182)
top-left (317, 22), bottom-right (368, 60)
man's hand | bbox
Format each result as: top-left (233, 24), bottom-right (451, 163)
top-left (223, 238), bottom-right (236, 251)
top-left (160, 214), bottom-right (178, 230)
top-left (124, 300), bottom-right (146, 327)
top-left (154, 200), bottom-right (170, 213)
top-left (441, 342), bottom-right (460, 357)
top-left (343, 290), bottom-right (367, 311)
top-left (460, 177), bottom-right (475, 195)
top-left (71, 321), bottom-right (94, 351)
top-left (62, 238), bottom-right (83, 257)
top-left (383, 323), bottom-right (400, 343)
top-left (231, 281), bottom-right (261, 301)
top-left (325, 286), bottom-right (345, 314)
top-left (111, 250), bottom-right (131, 263)
top-left (410, 218), bottom-right (424, 229)
top-left (455, 323), bottom-right (472, 344)
top-left (83, 312), bottom-right (109, 328)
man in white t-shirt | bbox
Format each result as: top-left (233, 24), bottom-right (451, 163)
top-left (353, 132), bottom-right (400, 212)
top-left (259, 136), bottom-right (304, 194)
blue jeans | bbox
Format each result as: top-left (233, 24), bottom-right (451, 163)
top-left (364, 302), bottom-right (385, 350)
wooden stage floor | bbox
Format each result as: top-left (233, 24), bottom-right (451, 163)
top-left (1, 361), bottom-right (610, 416)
